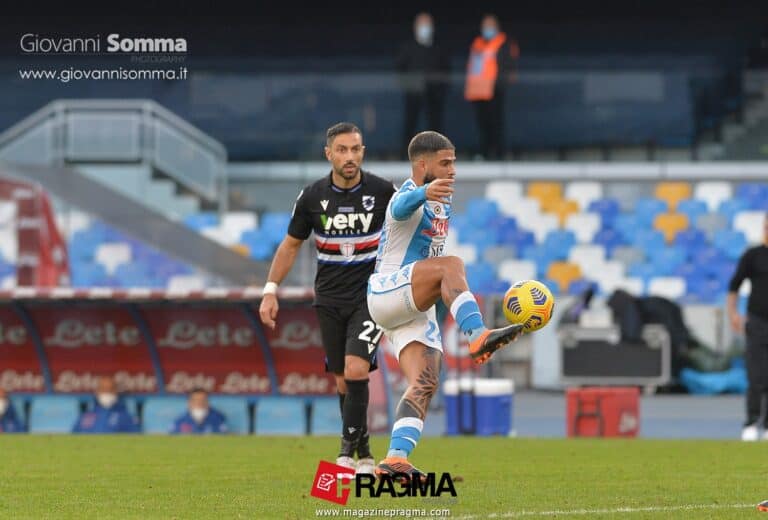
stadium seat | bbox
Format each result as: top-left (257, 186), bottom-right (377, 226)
top-left (635, 198), bottom-right (668, 227)
top-left (543, 229), bottom-right (576, 260)
top-left (465, 199), bottom-right (500, 227)
top-left (651, 247), bottom-right (686, 275)
top-left (546, 261), bottom-right (582, 294)
top-left (527, 182), bottom-right (563, 212)
top-left (655, 182), bottom-right (692, 211)
top-left (606, 183), bottom-right (654, 212)
top-left (459, 227), bottom-right (498, 253)
top-left (498, 259), bottom-right (537, 284)
top-left (142, 396), bottom-right (187, 433)
top-left (167, 275), bottom-right (206, 291)
top-left (653, 213), bottom-right (689, 243)
top-left (260, 212), bottom-right (291, 237)
top-left (632, 230), bottom-right (666, 256)
top-left (221, 212), bottom-right (258, 235)
top-left (603, 276), bottom-right (644, 296)
top-left (591, 261), bottom-right (626, 293)
top-left (674, 228), bottom-right (708, 254)
top-left (466, 262), bottom-right (497, 293)
top-left (550, 199), bottom-right (580, 226)
top-left (482, 245), bottom-right (516, 265)
top-left (648, 277), bottom-right (687, 300)
top-left (71, 262), bottom-right (111, 287)
top-left (28, 395), bottom-right (81, 433)
top-left (95, 242), bottom-right (132, 275)
top-left (502, 196), bottom-right (541, 221)
top-left (695, 212), bottom-right (728, 241)
top-left (526, 213), bottom-right (559, 243)
top-left (611, 246), bottom-right (645, 268)
top-left (309, 398), bottom-right (341, 435)
top-left (498, 228), bottom-right (535, 251)
top-left (694, 182), bottom-right (732, 212)
top-left (713, 230), bottom-right (748, 261)
top-left (522, 245), bottom-right (556, 277)
top-left (592, 228), bottom-right (625, 255)
top-left (183, 212), bottom-right (219, 231)
top-left (568, 278), bottom-right (594, 295)
top-left (627, 263), bottom-right (659, 287)
top-left (693, 246), bottom-right (729, 274)
top-left (733, 211), bottom-right (765, 245)
top-left (485, 181), bottom-right (523, 210)
top-left (230, 244), bottom-right (250, 257)
top-left (201, 226), bottom-right (241, 246)
top-left (448, 243), bottom-right (478, 264)
top-left (568, 244), bottom-right (606, 273)
top-left (587, 198), bottom-right (621, 228)
top-left (565, 181), bottom-right (603, 211)
top-left (209, 396), bottom-right (250, 434)
top-left (56, 210), bottom-right (92, 239)
top-left (564, 212), bottom-right (601, 243)
top-left (676, 199), bottom-right (708, 227)
top-left (735, 183), bottom-right (768, 210)
top-left (255, 397), bottom-right (306, 435)
top-left (613, 214), bottom-right (640, 242)
top-left (717, 198), bottom-right (749, 225)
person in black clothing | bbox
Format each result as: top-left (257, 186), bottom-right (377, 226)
top-left (728, 212), bottom-right (768, 441)
top-left (259, 122), bottom-right (396, 473)
top-left (396, 12), bottom-right (450, 155)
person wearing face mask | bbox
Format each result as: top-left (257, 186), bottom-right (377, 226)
top-left (171, 389), bottom-right (228, 434)
top-left (0, 389), bottom-right (25, 433)
top-left (396, 12), bottom-right (450, 156)
top-left (72, 375), bottom-right (140, 433)
top-left (464, 14), bottom-right (520, 160)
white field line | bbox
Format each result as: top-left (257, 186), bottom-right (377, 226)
top-left (454, 502), bottom-right (756, 518)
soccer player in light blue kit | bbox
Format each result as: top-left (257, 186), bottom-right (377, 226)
top-left (367, 131), bottom-right (523, 479)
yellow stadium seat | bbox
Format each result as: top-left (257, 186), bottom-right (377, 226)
top-left (653, 213), bottom-right (689, 243)
top-left (527, 182), bottom-right (563, 212)
top-left (546, 261), bottom-right (582, 293)
top-left (552, 199), bottom-right (580, 226)
top-left (231, 244), bottom-right (251, 257)
top-left (655, 182), bottom-right (692, 211)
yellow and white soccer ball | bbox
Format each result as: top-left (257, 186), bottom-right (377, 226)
top-left (502, 280), bottom-right (555, 332)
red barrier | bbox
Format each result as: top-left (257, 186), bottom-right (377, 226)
top-left (0, 307), bottom-right (45, 392)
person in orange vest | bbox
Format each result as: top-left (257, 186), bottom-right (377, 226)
top-left (464, 14), bottom-right (519, 160)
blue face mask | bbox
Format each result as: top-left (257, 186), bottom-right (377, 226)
top-left (482, 27), bottom-right (498, 40)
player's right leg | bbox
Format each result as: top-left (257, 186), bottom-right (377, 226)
top-left (408, 256), bottom-right (524, 364)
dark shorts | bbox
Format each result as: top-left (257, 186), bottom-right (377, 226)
top-left (315, 304), bottom-right (383, 374)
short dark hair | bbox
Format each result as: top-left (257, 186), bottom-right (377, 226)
top-left (189, 388), bottom-right (208, 397)
top-left (407, 131), bottom-right (455, 161)
top-left (326, 122), bottom-right (362, 146)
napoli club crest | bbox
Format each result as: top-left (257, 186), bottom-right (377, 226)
top-left (362, 195), bottom-right (375, 211)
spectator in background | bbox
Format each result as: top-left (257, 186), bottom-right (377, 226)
top-left (396, 12), bottom-right (450, 155)
top-left (728, 212), bottom-right (768, 441)
top-left (464, 14), bottom-right (519, 160)
top-left (171, 389), bottom-right (228, 434)
top-left (0, 389), bottom-right (25, 433)
top-left (72, 375), bottom-right (140, 433)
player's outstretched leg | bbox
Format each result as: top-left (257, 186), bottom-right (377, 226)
top-left (376, 342), bottom-right (439, 482)
top-left (411, 256), bottom-right (524, 364)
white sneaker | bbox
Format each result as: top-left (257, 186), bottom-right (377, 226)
top-left (742, 424), bottom-right (759, 441)
top-left (336, 456), bottom-right (356, 479)
top-left (355, 457), bottom-right (376, 476)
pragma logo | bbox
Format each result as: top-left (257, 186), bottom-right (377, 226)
top-left (310, 460), bottom-right (457, 506)
top-left (320, 213), bottom-right (373, 234)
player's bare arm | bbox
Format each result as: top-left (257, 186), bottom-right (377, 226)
top-left (259, 235), bottom-right (303, 329)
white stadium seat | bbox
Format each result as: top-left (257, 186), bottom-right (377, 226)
top-left (568, 244), bottom-right (607, 273)
top-left (648, 276), bottom-right (687, 300)
top-left (565, 212), bottom-right (602, 243)
top-left (498, 259), bottom-right (537, 284)
top-left (565, 181), bottom-right (603, 211)
top-left (733, 211), bottom-right (765, 245)
top-left (694, 182), bottom-right (732, 212)
top-left (485, 181), bottom-right (523, 209)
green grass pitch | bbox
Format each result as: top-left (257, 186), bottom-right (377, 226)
top-left (1, 436), bottom-right (766, 519)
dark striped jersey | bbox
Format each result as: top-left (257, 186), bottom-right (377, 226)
top-left (287, 170), bottom-right (396, 307)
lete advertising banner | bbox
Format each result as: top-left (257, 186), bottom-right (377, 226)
top-left (0, 305), bottom-right (45, 392)
top-left (143, 305), bottom-right (271, 394)
top-left (27, 304), bottom-right (157, 393)
top-left (263, 305), bottom-right (337, 395)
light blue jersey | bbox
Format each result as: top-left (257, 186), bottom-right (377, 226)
top-left (374, 178), bottom-right (451, 275)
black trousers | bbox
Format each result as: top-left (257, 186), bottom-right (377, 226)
top-left (472, 90), bottom-right (505, 159)
top-left (402, 85), bottom-right (445, 152)
top-left (745, 313), bottom-right (768, 426)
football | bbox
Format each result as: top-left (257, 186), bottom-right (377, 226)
top-left (502, 280), bottom-right (555, 332)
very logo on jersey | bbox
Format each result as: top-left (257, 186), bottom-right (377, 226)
top-left (320, 213), bottom-right (374, 234)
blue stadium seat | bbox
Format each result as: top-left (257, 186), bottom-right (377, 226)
top-left (255, 397), bottom-right (306, 435)
top-left (632, 230), bottom-right (666, 255)
top-left (142, 396), bottom-right (188, 434)
top-left (183, 212), bottom-right (219, 230)
top-left (627, 263), bottom-right (659, 286)
top-left (717, 198), bottom-right (749, 224)
top-left (542, 278), bottom-right (561, 295)
top-left (310, 398), bottom-right (341, 435)
top-left (521, 245), bottom-right (556, 277)
top-left (465, 199), bottom-right (500, 227)
top-left (459, 228), bottom-right (499, 253)
top-left (587, 198), bottom-right (621, 228)
top-left (209, 396), bottom-right (250, 434)
top-left (543, 230), bottom-right (576, 261)
top-left (260, 212), bottom-right (292, 245)
top-left (70, 262), bottom-right (111, 287)
top-left (674, 228), bottom-right (708, 255)
top-left (651, 247), bottom-right (686, 275)
top-left (114, 264), bottom-right (157, 288)
top-left (676, 199), bottom-right (708, 226)
top-left (568, 278), bottom-right (594, 295)
top-left (28, 395), bottom-right (81, 433)
top-left (713, 229), bottom-right (748, 261)
top-left (735, 183), bottom-right (768, 210)
top-left (465, 262), bottom-right (497, 294)
top-left (592, 228), bottom-right (625, 254)
top-left (635, 198), bottom-right (668, 227)
top-left (612, 214), bottom-right (639, 242)
top-left (498, 228), bottom-right (535, 251)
